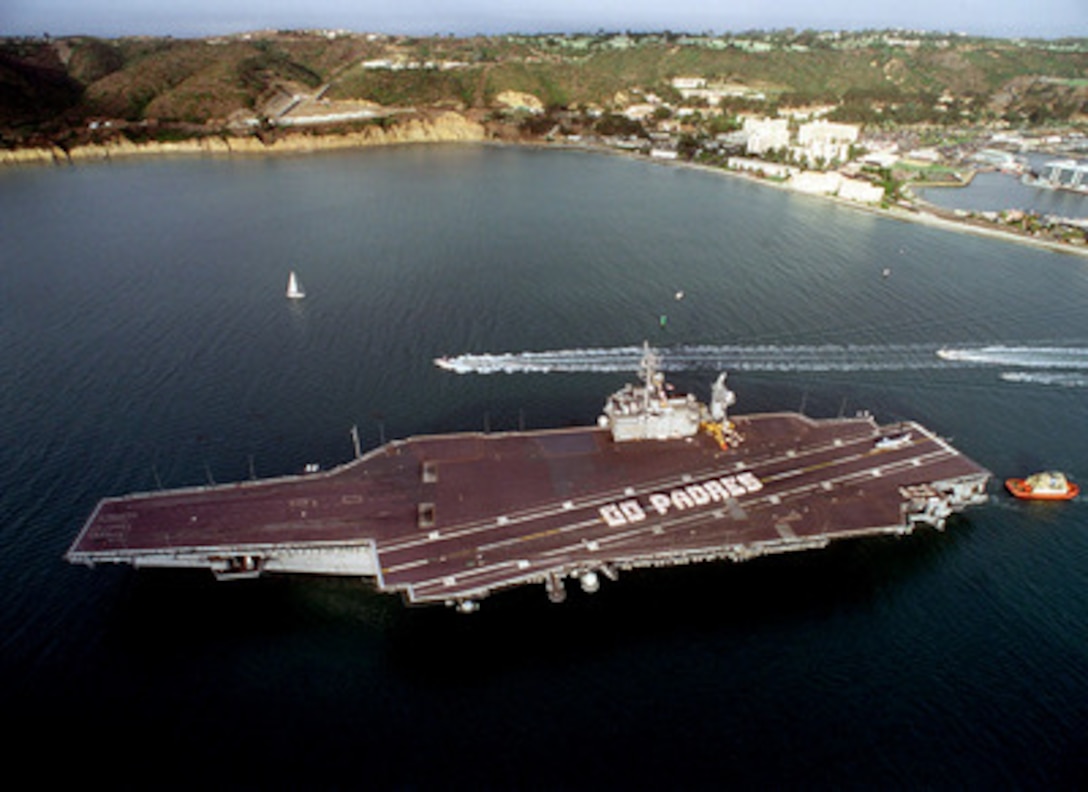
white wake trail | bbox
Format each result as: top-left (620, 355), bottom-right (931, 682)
top-left (436, 343), bottom-right (1088, 378)
top-left (937, 346), bottom-right (1088, 369)
top-left (435, 346), bottom-right (646, 374)
top-left (1000, 371), bottom-right (1088, 388)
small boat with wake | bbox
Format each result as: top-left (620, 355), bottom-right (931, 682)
top-left (1005, 471), bottom-right (1079, 501)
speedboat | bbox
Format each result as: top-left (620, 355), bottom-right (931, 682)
top-left (1005, 471), bottom-right (1079, 500)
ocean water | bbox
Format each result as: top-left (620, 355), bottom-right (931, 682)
top-left (1, 145), bottom-right (1086, 788)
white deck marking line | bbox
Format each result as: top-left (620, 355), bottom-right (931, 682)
top-left (383, 443), bottom-right (957, 578)
top-left (380, 430), bottom-right (887, 553)
top-left (531, 449), bottom-right (959, 561)
top-left (382, 425), bottom-right (940, 557)
top-left (400, 446), bottom-right (968, 594)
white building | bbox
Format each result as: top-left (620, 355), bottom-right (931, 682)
top-left (837, 178), bottom-right (885, 204)
top-left (791, 171), bottom-right (843, 195)
top-left (744, 117), bottom-right (789, 155)
top-left (727, 157), bottom-right (797, 179)
top-left (861, 150), bottom-right (900, 168)
top-left (797, 120), bottom-right (860, 164)
top-left (789, 171), bottom-right (885, 204)
top-left (905, 147), bottom-right (942, 163)
top-left (972, 149), bottom-right (1022, 171)
top-left (671, 76), bottom-right (707, 91)
top-left (990, 131), bottom-right (1026, 147)
top-left (780, 105), bottom-right (836, 121)
top-left (622, 104), bottom-right (658, 121)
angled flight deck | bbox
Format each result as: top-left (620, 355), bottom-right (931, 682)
top-left (68, 346), bottom-right (990, 611)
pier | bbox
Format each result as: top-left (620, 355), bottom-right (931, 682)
top-left (1038, 159), bottom-right (1088, 192)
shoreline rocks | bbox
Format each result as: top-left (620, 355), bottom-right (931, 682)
top-left (0, 111), bottom-right (487, 166)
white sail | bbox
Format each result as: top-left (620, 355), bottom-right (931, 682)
top-left (286, 271), bottom-right (305, 299)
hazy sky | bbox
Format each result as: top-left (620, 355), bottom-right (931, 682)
top-left (4, 0), bottom-right (1086, 39)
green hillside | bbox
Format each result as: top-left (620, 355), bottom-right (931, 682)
top-left (1, 29), bottom-right (1085, 147)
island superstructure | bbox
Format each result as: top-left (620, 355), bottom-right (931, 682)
top-left (67, 345), bottom-right (990, 611)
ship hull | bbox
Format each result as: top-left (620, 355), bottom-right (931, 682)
top-left (67, 411), bottom-right (990, 609)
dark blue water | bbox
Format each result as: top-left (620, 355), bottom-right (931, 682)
top-left (2, 145), bottom-right (1087, 788)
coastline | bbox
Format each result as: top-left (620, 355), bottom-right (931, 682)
top-left (878, 201), bottom-right (1088, 258)
top-left (4, 119), bottom-right (1086, 259)
top-left (569, 141), bottom-right (1088, 260)
top-left (0, 111), bottom-right (487, 166)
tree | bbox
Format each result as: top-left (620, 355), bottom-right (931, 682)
top-left (677, 133), bottom-right (701, 159)
top-left (594, 113), bottom-right (645, 137)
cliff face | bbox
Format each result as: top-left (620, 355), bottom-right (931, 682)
top-left (0, 111), bottom-right (487, 165)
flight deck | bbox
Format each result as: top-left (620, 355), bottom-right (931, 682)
top-left (68, 390), bottom-right (990, 611)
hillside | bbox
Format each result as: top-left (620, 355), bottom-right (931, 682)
top-left (1, 29), bottom-right (1085, 149)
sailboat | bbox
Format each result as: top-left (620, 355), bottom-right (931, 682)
top-left (286, 271), bottom-right (305, 300)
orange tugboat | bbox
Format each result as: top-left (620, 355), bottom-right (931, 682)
top-left (1005, 471), bottom-right (1079, 501)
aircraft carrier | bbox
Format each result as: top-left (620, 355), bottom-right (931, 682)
top-left (67, 345), bottom-right (991, 612)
